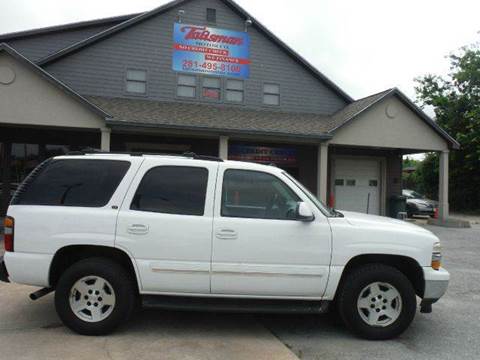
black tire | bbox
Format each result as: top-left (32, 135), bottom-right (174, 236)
top-left (54, 257), bottom-right (136, 335)
top-left (337, 264), bottom-right (416, 340)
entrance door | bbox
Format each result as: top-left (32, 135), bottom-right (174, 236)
top-left (211, 164), bottom-right (332, 297)
top-left (334, 158), bottom-right (381, 215)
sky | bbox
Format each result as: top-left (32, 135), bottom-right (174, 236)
top-left (0, 0), bottom-right (479, 101)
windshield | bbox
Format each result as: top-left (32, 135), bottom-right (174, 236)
top-left (282, 172), bottom-right (335, 217)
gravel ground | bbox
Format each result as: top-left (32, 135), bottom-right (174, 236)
top-left (260, 224), bottom-right (480, 360)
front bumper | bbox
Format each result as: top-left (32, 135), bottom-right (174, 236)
top-left (0, 255), bottom-right (9, 283)
top-left (423, 267), bottom-right (449, 301)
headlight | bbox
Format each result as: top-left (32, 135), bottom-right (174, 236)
top-left (431, 242), bottom-right (442, 270)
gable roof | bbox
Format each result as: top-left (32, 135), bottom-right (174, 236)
top-left (36, 0), bottom-right (353, 103)
top-left (87, 95), bottom-right (333, 140)
top-left (0, 13), bottom-right (141, 42)
top-left (0, 43), bottom-right (110, 118)
top-left (328, 87), bottom-right (460, 149)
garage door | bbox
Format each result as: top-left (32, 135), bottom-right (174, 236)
top-left (334, 158), bottom-right (381, 215)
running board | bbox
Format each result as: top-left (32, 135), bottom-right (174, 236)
top-left (142, 295), bottom-right (330, 314)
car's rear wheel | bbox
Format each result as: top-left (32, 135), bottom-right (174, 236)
top-left (55, 258), bottom-right (136, 335)
top-left (337, 264), bottom-right (416, 340)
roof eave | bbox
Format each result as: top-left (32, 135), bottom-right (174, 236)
top-left (106, 118), bottom-right (333, 141)
top-left (0, 43), bottom-right (110, 119)
top-left (34, 0), bottom-right (353, 103)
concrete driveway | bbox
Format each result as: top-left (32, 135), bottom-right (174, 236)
top-left (0, 282), bottom-right (298, 360)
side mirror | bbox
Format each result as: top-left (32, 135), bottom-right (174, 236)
top-left (296, 202), bottom-right (315, 222)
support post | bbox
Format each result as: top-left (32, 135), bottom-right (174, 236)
top-left (100, 128), bottom-right (111, 152)
top-left (219, 136), bottom-right (229, 160)
top-left (1, 142), bottom-right (12, 215)
top-left (438, 150), bottom-right (449, 221)
top-left (317, 142), bottom-right (329, 203)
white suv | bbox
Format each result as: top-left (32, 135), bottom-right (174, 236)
top-left (0, 153), bottom-right (449, 339)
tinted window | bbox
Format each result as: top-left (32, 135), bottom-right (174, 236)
top-left (221, 170), bottom-right (300, 220)
top-left (131, 166), bottom-right (208, 216)
top-left (16, 159), bottom-right (130, 207)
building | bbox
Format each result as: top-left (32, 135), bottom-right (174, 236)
top-left (0, 0), bottom-right (458, 219)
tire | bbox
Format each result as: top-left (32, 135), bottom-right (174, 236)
top-left (54, 257), bottom-right (136, 335)
top-left (337, 264), bottom-right (416, 340)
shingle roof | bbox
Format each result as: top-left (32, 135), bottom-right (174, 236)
top-left (86, 88), bottom-right (460, 149)
top-left (0, 13), bottom-right (141, 41)
top-left (87, 96), bottom-right (333, 140)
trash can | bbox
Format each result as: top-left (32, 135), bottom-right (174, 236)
top-left (389, 195), bottom-right (407, 219)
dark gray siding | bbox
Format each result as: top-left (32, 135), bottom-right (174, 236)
top-left (5, 23), bottom-right (122, 62)
top-left (44, 0), bottom-right (347, 115)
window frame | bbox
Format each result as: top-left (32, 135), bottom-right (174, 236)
top-left (201, 76), bottom-right (222, 102)
top-left (125, 68), bottom-right (148, 96)
top-left (130, 165), bottom-right (209, 216)
top-left (224, 78), bottom-right (245, 104)
top-left (176, 73), bottom-right (198, 99)
top-left (263, 82), bottom-right (280, 106)
top-left (13, 159), bottom-right (131, 208)
top-left (220, 168), bottom-right (302, 221)
top-left (206, 8), bottom-right (217, 24)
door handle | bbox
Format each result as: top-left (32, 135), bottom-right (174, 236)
top-left (127, 224), bottom-right (149, 235)
top-left (216, 229), bottom-right (238, 240)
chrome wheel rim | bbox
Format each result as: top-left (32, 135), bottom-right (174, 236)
top-left (357, 282), bottom-right (402, 327)
top-left (69, 276), bottom-right (116, 323)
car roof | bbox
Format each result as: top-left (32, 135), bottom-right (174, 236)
top-left (54, 153), bottom-right (283, 174)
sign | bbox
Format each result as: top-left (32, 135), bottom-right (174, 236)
top-left (172, 23), bottom-right (250, 78)
top-left (229, 145), bottom-right (297, 166)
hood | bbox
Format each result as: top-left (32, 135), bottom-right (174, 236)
top-left (408, 198), bottom-right (436, 207)
top-left (338, 210), bottom-right (432, 235)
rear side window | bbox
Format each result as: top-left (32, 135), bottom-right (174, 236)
top-left (131, 166), bottom-right (208, 216)
top-left (13, 159), bottom-right (130, 207)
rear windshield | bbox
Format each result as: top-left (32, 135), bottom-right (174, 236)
top-left (12, 159), bottom-right (130, 207)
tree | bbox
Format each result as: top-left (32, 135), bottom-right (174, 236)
top-left (415, 42), bottom-right (480, 211)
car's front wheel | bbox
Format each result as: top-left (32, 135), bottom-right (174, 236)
top-left (337, 264), bottom-right (416, 340)
top-left (55, 258), bottom-right (136, 335)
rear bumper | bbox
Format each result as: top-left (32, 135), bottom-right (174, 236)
top-left (0, 255), bottom-right (9, 283)
top-left (423, 267), bottom-right (449, 301)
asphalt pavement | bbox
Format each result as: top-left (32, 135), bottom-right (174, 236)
top-left (261, 224), bottom-right (480, 360)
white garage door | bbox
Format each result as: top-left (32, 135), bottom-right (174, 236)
top-left (334, 158), bottom-right (381, 215)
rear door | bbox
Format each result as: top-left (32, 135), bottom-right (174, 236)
top-left (115, 158), bottom-right (218, 294)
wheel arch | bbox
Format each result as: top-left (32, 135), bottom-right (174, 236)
top-left (49, 245), bottom-right (141, 292)
top-left (335, 254), bottom-right (425, 299)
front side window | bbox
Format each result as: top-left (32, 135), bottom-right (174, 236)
top-left (202, 77), bottom-right (221, 100)
top-left (131, 166), bottom-right (208, 216)
top-left (225, 79), bottom-right (244, 103)
top-left (15, 159), bottom-right (130, 207)
top-left (126, 69), bottom-right (147, 94)
top-left (221, 169), bottom-right (300, 220)
top-left (177, 74), bottom-right (197, 98)
top-left (263, 83), bottom-right (280, 106)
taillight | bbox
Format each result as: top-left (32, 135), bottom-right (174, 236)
top-left (4, 216), bottom-right (14, 252)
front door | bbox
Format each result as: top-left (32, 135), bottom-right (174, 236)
top-left (116, 158), bottom-right (218, 294)
top-left (211, 165), bottom-right (332, 298)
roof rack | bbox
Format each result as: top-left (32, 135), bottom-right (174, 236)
top-left (66, 148), bottom-right (224, 162)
